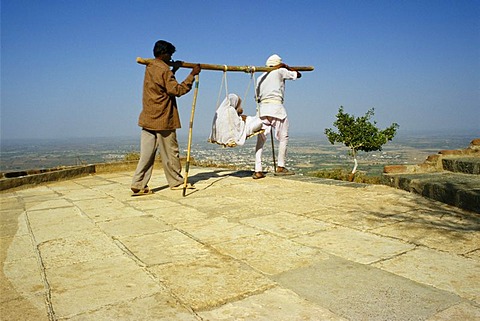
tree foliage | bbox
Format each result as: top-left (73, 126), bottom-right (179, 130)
top-left (324, 106), bottom-right (399, 174)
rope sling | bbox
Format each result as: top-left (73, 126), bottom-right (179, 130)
top-left (208, 67), bottom-right (264, 147)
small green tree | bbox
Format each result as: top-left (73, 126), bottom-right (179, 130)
top-left (325, 106), bottom-right (399, 176)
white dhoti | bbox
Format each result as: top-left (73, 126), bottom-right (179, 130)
top-left (255, 116), bottom-right (289, 172)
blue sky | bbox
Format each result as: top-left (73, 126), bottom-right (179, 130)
top-left (1, 0), bottom-right (479, 140)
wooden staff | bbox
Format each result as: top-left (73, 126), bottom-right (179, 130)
top-left (270, 130), bottom-right (277, 173)
top-left (183, 74), bottom-right (199, 197)
top-left (136, 57), bottom-right (314, 72)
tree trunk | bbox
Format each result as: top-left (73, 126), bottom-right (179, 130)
top-left (348, 150), bottom-right (358, 182)
top-left (351, 157), bottom-right (358, 174)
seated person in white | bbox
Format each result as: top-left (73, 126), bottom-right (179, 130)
top-left (209, 93), bottom-right (263, 147)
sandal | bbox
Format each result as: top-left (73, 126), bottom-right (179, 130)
top-left (131, 189), bottom-right (154, 196)
top-left (274, 167), bottom-right (295, 176)
top-left (171, 183), bottom-right (196, 190)
top-left (252, 172), bottom-right (266, 179)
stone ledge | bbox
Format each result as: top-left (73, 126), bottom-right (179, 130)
top-left (0, 161), bottom-right (154, 192)
top-left (0, 165), bottom-right (96, 192)
top-left (442, 157), bottom-right (480, 175)
top-left (0, 160), bottom-right (180, 192)
top-left (383, 172), bottom-right (480, 213)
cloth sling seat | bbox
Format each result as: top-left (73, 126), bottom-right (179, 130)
top-left (209, 94), bottom-right (263, 147)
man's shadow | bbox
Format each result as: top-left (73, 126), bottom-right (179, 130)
top-left (188, 169), bottom-right (253, 184)
top-left (151, 169), bottom-right (253, 193)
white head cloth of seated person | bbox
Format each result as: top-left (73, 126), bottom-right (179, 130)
top-left (209, 94), bottom-right (247, 147)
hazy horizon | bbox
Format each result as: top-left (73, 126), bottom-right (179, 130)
top-left (1, 130), bottom-right (476, 174)
top-left (1, 127), bottom-right (478, 143)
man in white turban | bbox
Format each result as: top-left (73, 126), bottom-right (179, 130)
top-left (252, 54), bottom-right (302, 179)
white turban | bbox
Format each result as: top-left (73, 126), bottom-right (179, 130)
top-left (265, 54), bottom-right (282, 67)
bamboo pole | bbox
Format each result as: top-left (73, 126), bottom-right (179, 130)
top-left (136, 57), bottom-right (314, 72)
top-left (182, 74), bottom-right (200, 197)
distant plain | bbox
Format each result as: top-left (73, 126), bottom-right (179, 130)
top-left (1, 131), bottom-right (477, 176)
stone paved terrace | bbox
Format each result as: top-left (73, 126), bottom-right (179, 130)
top-left (1, 167), bottom-right (479, 320)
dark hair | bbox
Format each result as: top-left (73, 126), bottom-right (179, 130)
top-left (153, 40), bottom-right (176, 57)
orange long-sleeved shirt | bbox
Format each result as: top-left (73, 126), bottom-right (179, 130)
top-left (138, 59), bottom-right (194, 130)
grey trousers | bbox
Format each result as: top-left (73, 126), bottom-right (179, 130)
top-left (131, 129), bottom-right (184, 189)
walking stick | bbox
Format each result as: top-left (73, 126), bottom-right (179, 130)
top-left (183, 74), bottom-right (199, 197)
top-left (270, 130), bottom-right (276, 173)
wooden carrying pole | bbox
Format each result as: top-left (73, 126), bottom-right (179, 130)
top-left (136, 57), bottom-right (314, 72)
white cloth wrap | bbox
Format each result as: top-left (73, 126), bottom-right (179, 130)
top-left (209, 94), bottom-right (261, 147)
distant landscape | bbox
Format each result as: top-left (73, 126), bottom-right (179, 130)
top-left (1, 131), bottom-right (477, 177)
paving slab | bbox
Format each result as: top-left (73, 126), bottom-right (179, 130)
top-left (212, 232), bottom-right (327, 275)
top-left (59, 188), bottom-right (107, 201)
top-left (371, 219), bottom-right (480, 255)
top-left (198, 287), bottom-right (347, 320)
top-left (427, 302), bottom-right (480, 321)
top-left (65, 292), bottom-right (198, 321)
top-left (3, 232), bottom-right (38, 264)
top-left (38, 230), bottom-right (124, 268)
top-left (273, 257), bottom-right (463, 321)
top-left (46, 255), bottom-right (162, 318)
top-left (73, 196), bottom-right (127, 210)
top-left (125, 198), bottom-right (179, 212)
top-left (373, 247), bottom-right (480, 303)
top-left (46, 181), bottom-right (86, 192)
top-left (3, 253), bottom-right (44, 298)
top-left (27, 207), bottom-right (97, 244)
top-left (96, 214), bottom-right (171, 238)
top-left (120, 230), bottom-right (211, 266)
top-left (1, 210), bottom-right (26, 238)
top-left (78, 204), bottom-right (145, 223)
top-left (241, 212), bottom-right (334, 238)
top-left (147, 205), bottom-right (209, 226)
top-left (176, 216), bottom-right (262, 244)
top-left (303, 208), bottom-right (408, 231)
top-left (24, 198), bottom-right (73, 211)
top-left (0, 293), bottom-right (49, 321)
top-left (466, 249), bottom-right (480, 260)
top-left (1, 195), bottom-right (23, 211)
top-left (293, 226), bottom-right (416, 264)
top-left (148, 253), bottom-right (275, 311)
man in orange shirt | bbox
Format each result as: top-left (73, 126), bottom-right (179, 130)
top-left (131, 40), bottom-right (201, 194)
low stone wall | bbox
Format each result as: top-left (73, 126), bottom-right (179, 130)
top-left (442, 157), bottom-right (480, 175)
top-left (0, 160), bottom-right (176, 192)
top-left (0, 165), bottom-right (96, 192)
top-left (384, 173), bottom-right (480, 213)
